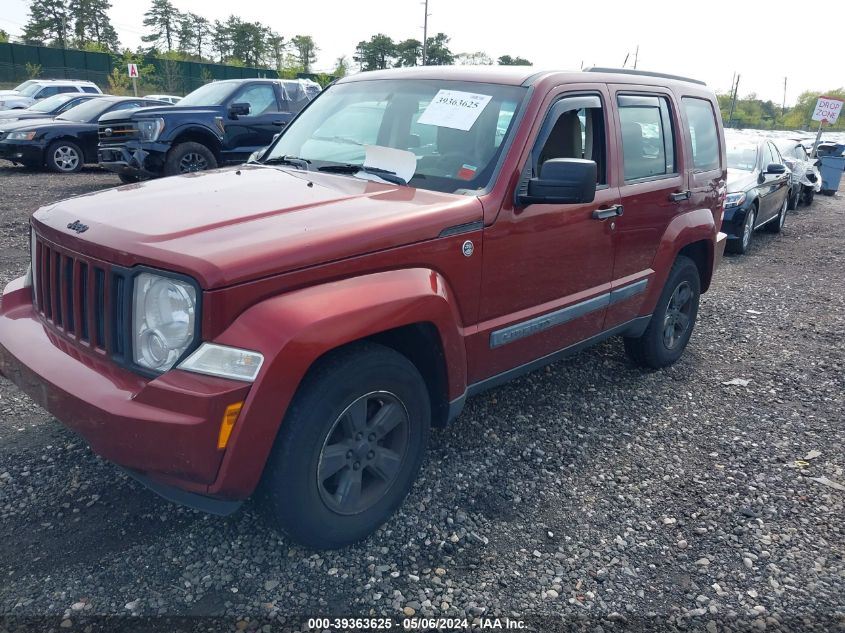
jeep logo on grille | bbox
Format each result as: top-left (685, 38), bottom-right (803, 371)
top-left (103, 127), bottom-right (113, 136)
top-left (66, 220), bottom-right (89, 233)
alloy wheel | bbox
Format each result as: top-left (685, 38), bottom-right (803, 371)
top-left (742, 210), bottom-right (755, 250)
top-left (178, 152), bottom-right (208, 172)
top-left (53, 145), bottom-right (80, 172)
top-left (317, 391), bottom-right (410, 515)
top-left (663, 281), bottom-right (694, 350)
top-left (779, 197), bottom-right (788, 229)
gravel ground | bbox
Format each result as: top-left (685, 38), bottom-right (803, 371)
top-left (0, 161), bottom-right (843, 633)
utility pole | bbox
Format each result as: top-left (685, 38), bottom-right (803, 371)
top-left (782, 77), bottom-right (787, 115)
top-left (421, 0), bottom-right (430, 66)
top-left (633, 45), bottom-right (639, 69)
top-left (728, 73), bottom-right (740, 128)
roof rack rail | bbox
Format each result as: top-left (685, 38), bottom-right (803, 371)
top-left (584, 67), bottom-right (706, 86)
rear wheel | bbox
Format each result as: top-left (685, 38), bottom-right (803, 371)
top-left (46, 141), bottom-right (83, 173)
top-left (163, 142), bottom-right (217, 177)
top-left (261, 343), bottom-right (431, 548)
top-left (787, 186), bottom-right (798, 210)
top-left (803, 187), bottom-right (815, 206)
top-left (624, 255), bottom-right (701, 369)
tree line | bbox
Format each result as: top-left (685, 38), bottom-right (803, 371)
top-left (16, 0), bottom-right (532, 78)
top-left (719, 89), bottom-right (845, 131)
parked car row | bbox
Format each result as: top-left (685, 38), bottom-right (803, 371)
top-left (722, 131), bottom-right (822, 255)
top-left (0, 77), bottom-right (322, 177)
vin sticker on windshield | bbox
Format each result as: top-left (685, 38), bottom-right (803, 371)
top-left (417, 90), bottom-right (493, 131)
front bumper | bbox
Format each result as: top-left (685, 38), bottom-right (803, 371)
top-left (0, 276), bottom-right (252, 497)
top-left (98, 141), bottom-right (169, 177)
top-left (0, 140), bottom-right (45, 165)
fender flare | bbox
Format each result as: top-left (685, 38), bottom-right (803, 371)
top-left (167, 124), bottom-right (224, 150)
top-left (205, 267), bottom-right (466, 497)
top-left (643, 207), bottom-right (717, 312)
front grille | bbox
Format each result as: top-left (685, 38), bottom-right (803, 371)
top-left (98, 122), bottom-right (138, 143)
top-left (33, 236), bottom-right (126, 354)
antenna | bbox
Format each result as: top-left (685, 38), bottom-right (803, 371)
top-left (633, 45), bottom-right (639, 69)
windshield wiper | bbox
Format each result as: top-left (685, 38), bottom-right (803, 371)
top-left (317, 163), bottom-right (407, 186)
top-left (261, 155), bottom-right (311, 170)
top-left (311, 135), bottom-right (364, 146)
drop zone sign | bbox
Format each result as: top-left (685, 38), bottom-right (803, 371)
top-left (812, 96), bottom-right (842, 125)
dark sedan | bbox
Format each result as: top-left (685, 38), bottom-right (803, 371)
top-left (0, 96), bottom-right (169, 173)
top-left (0, 92), bottom-right (102, 124)
top-left (723, 137), bottom-right (791, 255)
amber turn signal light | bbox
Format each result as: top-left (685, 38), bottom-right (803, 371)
top-left (217, 402), bottom-right (243, 449)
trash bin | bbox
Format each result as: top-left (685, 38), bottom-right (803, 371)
top-left (819, 155), bottom-right (845, 195)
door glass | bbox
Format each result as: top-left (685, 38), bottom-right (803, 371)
top-left (535, 101), bottom-right (607, 184)
top-left (232, 84), bottom-right (278, 116)
top-left (618, 96), bottom-right (676, 181)
top-left (762, 143), bottom-right (775, 169)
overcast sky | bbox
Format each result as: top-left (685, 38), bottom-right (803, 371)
top-left (2, 0), bottom-right (842, 103)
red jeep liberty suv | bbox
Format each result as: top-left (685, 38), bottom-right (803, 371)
top-left (0, 67), bottom-right (727, 548)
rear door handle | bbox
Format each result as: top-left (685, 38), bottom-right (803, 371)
top-left (669, 190), bottom-right (691, 202)
top-left (592, 205), bottom-right (623, 220)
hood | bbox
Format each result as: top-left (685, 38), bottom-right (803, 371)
top-left (0, 117), bottom-right (58, 133)
top-left (1, 118), bottom-right (91, 133)
top-left (99, 104), bottom-right (223, 122)
top-left (726, 168), bottom-right (759, 193)
top-left (0, 111), bottom-right (53, 122)
top-left (32, 165), bottom-right (482, 289)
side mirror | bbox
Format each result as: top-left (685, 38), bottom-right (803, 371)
top-left (519, 158), bottom-right (597, 206)
top-left (228, 102), bottom-right (251, 119)
top-left (766, 163), bottom-right (786, 174)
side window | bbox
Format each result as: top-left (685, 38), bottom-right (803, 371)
top-left (36, 86), bottom-right (59, 98)
top-left (681, 97), bottom-right (720, 172)
top-left (534, 94), bottom-right (607, 184)
top-left (618, 95), bottom-right (676, 181)
top-left (794, 146), bottom-right (805, 160)
top-left (109, 101), bottom-right (142, 113)
top-left (81, 86), bottom-right (99, 94)
top-left (232, 84), bottom-right (278, 116)
top-left (58, 86), bottom-right (78, 94)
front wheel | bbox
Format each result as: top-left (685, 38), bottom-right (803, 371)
top-left (787, 186), bottom-right (798, 210)
top-left (802, 187), bottom-right (815, 206)
top-left (163, 142), bottom-right (217, 177)
top-left (624, 255), bottom-right (701, 369)
top-left (46, 141), bottom-right (83, 173)
top-left (260, 343), bottom-right (431, 548)
top-left (727, 206), bottom-right (756, 255)
top-left (767, 194), bottom-right (788, 233)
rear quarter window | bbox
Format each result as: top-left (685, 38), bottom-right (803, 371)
top-left (682, 97), bottom-right (720, 172)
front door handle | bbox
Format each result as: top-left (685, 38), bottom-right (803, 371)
top-left (592, 205), bottom-right (623, 220)
top-left (271, 120), bottom-right (288, 126)
top-left (669, 190), bottom-right (691, 202)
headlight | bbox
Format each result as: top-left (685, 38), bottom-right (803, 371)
top-left (179, 343), bottom-right (264, 382)
top-left (6, 130), bottom-right (36, 141)
top-left (724, 192), bottom-right (746, 208)
top-left (137, 118), bottom-right (165, 141)
top-left (132, 272), bottom-right (197, 372)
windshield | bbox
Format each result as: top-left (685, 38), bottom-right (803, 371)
top-left (57, 98), bottom-right (115, 122)
top-left (29, 93), bottom-right (78, 113)
top-left (18, 84), bottom-right (43, 97)
top-left (178, 82), bottom-right (236, 107)
top-left (726, 143), bottom-right (758, 171)
top-left (11, 80), bottom-right (36, 93)
top-left (266, 79), bottom-right (527, 194)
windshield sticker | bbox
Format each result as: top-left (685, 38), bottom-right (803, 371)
top-left (417, 90), bottom-right (493, 131)
top-left (363, 145), bottom-right (418, 183)
top-left (457, 164), bottom-right (478, 180)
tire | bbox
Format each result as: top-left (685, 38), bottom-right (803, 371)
top-left (767, 194), bottom-right (788, 233)
top-left (623, 255), bottom-right (701, 369)
top-left (260, 342), bottom-right (431, 548)
top-left (118, 173), bottom-right (141, 184)
top-left (803, 187), bottom-right (814, 206)
top-left (162, 142), bottom-right (217, 177)
top-left (45, 141), bottom-right (83, 173)
top-left (787, 186), bottom-right (798, 211)
top-left (726, 205), bottom-right (756, 255)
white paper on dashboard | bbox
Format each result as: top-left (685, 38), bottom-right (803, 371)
top-left (416, 90), bottom-right (493, 131)
top-left (363, 145), bottom-right (418, 183)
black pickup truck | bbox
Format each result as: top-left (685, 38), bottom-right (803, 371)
top-left (98, 78), bottom-right (320, 181)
